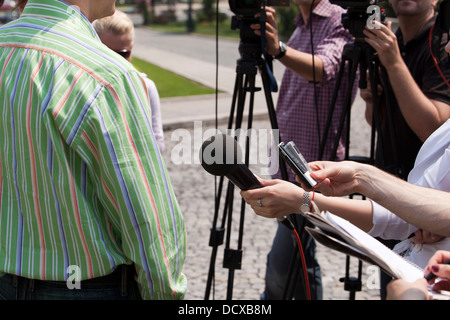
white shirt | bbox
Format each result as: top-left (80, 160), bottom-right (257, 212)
top-left (368, 119), bottom-right (450, 267)
top-left (142, 74), bottom-right (165, 153)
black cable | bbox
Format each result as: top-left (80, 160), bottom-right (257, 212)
top-left (310, 0), bottom-right (321, 150)
top-left (213, 0), bottom-right (220, 300)
top-left (308, 0), bottom-right (319, 299)
top-left (215, 0), bottom-right (219, 130)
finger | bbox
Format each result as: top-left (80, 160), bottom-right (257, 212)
top-left (250, 23), bottom-right (261, 30)
top-left (386, 20), bottom-right (392, 31)
top-left (432, 280), bottom-right (450, 293)
top-left (429, 264), bottom-right (450, 281)
top-left (363, 25), bottom-right (388, 43)
top-left (308, 162), bottom-right (324, 172)
top-left (428, 250), bottom-right (450, 266)
top-left (310, 178), bottom-right (333, 195)
top-left (369, 20), bottom-right (391, 34)
top-left (240, 189), bottom-right (263, 201)
top-left (259, 178), bottom-right (282, 187)
top-left (251, 206), bottom-right (275, 219)
top-left (431, 234), bottom-right (444, 242)
top-left (309, 167), bottom-right (339, 181)
top-left (414, 230), bottom-right (424, 243)
top-left (266, 6), bottom-right (276, 14)
top-left (363, 37), bottom-right (382, 51)
top-left (265, 8), bottom-right (276, 25)
top-left (264, 22), bottom-right (276, 35)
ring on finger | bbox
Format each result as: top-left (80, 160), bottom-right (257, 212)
top-left (257, 198), bottom-right (263, 207)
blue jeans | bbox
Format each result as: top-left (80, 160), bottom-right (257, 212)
top-left (0, 265), bottom-right (141, 300)
top-left (262, 215), bottom-right (323, 300)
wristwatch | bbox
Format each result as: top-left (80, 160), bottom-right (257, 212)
top-left (274, 41), bottom-right (287, 60)
top-left (300, 191), bottom-right (310, 214)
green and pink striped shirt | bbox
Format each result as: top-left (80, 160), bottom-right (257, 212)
top-left (0, 0), bottom-right (186, 299)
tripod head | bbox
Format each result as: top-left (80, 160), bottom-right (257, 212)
top-left (231, 15), bottom-right (262, 60)
top-left (330, 0), bottom-right (386, 42)
top-left (229, 0), bottom-right (290, 60)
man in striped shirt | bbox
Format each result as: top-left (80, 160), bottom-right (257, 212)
top-left (0, 0), bottom-right (186, 300)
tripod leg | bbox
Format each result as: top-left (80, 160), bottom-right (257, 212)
top-left (205, 62), bottom-right (247, 300)
top-left (330, 50), bottom-right (360, 160)
top-left (259, 63), bottom-right (289, 182)
top-left (204, 176), bottom-right (229, 300)
top-left (223, 60), bottom-right (260, 300)
top-left (319, 50), bottom-right (351, 160)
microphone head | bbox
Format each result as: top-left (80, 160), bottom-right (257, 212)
top-left (200, 133), bottom-right (243, 176)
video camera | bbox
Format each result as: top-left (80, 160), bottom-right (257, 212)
top-left (330, 0), bottom-right (386, 41)
top-left (229, 0), bottom-right (290, 59)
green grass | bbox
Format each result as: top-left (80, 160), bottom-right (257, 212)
top-left (131, 56), bottom-right (216, 98)
top-left (148, 21), bottom-right (239, 39)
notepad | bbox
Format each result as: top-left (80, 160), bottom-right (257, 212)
top-left (303, 210), bottom-right (424, 282)
top-left (303, 208), bottom-right (450, 299)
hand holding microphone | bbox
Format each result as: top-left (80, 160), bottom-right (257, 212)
top-left (200, 134), bottom-right (312, 300)
top-left (200, 133), bottom-right (294, 230)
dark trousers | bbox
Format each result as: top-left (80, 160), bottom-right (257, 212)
top-left (262, 215), bottom-right (323, 300)
top-left (0, 265), bottom-right (141, 300)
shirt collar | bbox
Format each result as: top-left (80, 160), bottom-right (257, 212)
top-left (295, 0), bottom-right (334, 27)
top-left (21, 0), bottom-right (99, 40)
top-left (396, 15), bottom-right (436, 48)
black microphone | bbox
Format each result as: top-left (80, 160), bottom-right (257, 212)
top-left (200, 133), bottom-right (261, 191)
top-left (200, 133), bottom-right (294, 230)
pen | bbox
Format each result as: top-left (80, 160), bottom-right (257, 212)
top-left (425, 259), bottom-right (450, 281)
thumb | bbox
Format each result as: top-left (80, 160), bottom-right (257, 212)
top-left (259, 178), bottom-right (283, 187)
top-left (310, 167), bottom-right (337, 182)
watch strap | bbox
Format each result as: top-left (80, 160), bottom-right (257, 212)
top-left (300, 191), bottom-right (310, 214)
top-left (274, 41), bottom-right (286, 59)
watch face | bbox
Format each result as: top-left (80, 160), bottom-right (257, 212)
top-left (300, 204), bottom-right (310, 213)
top-left (275, 41), bottom-right (287, 59)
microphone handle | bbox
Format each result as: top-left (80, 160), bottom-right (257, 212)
top-left (226, 165), bottom-right (295, 230)
top-left (226, 164), bottom-right (262, 191)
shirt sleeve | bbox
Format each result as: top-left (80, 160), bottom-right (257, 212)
top-left (368, 200), bottom-right (418, 240)
top-left (421, 39), bottom-right (450, 105)
top-left (314, 23), bottom-right (354, 84)
top-left (71, 75), bottom-right (187, 300)
top-left (142, 75), bottom-right (166, 153)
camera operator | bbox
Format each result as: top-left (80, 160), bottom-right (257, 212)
top-left (362, 0), bottom-right (450, 177)
top-left (250, 0), bottom-right (357, 300)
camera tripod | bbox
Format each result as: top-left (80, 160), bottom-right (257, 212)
top-left (203, 53), bottom-right (294, 300)
top-left (203, 16), bottom-right (315, 298)
top-left (318, 39), bottom-right (399, 300)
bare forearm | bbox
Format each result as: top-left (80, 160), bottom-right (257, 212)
top-left (386, 62), bottom-right (449, 141)
top-left (355, 164), bottom-right (450, 237)
top-left (278, 47), bottom-right (324, 82)
top-left (363, 21), bottom-right (450, 141)
top-left (313, 193), bottom-right (374, 232)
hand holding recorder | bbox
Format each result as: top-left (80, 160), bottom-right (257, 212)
top-left (278, 141), bottom-right (317, 189)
